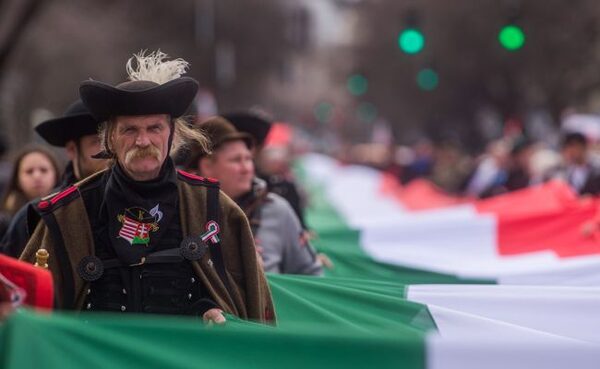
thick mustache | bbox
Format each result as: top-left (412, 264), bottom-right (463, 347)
top-left (125, 146), bottom-right (161, 162)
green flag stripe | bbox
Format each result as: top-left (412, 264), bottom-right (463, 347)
top-left (2, 272), bottom-right (432, 369)
top-left (269, 273), bottom-right (437, 334)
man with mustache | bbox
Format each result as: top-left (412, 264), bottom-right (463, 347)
top-left (20, 51), bottom-right (274, 324)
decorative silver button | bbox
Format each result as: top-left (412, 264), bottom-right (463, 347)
top-left (86, 303), bottom-right (92, 310)
top-left (122, 288), bottom-right (127, 295)
top-left (86, 289), bottom-right (91, 295)
top-left (191, 277), bottom-right (196, 283)
top-left (188, 293), bottom-right (192, 300)
top-left (121, 305), bottom-right (127, 312)
top-left (208, 259), bottom-right (214, 267)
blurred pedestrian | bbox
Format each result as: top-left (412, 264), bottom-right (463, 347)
top-left (186, 117), bottom-right (322, 275)
top-left (479, 136), bottom-right (535, 197)
top-left (430, 138), bottom-right (473, 194)
top-left (544, 132), bottom-right (600, 195)
top-left (0, 146), bottom-right (60, 226)
top-left (224, 112), bottom-right (309, 230)
top-left (1, 99), bottom-right (107, 258)
top-left (464, 139), bottom-right (510, 198)
top-left (400, 137), bottom-right (434, 184)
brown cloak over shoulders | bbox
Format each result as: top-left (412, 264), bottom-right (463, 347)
top-left (20, 170), bottom-right (275, 323)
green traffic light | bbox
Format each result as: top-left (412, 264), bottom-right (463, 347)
top-left (417, 68), bottom-right (438, 91)
top-left (398, 28), bottom-right (425, 54)
top-left (498, 25), bottom-right (525, 51)
top-left (347, 74), bottom-right (368, 96)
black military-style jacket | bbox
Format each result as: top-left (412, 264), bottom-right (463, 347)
top-left (20, 168), bottom-right (275, 323)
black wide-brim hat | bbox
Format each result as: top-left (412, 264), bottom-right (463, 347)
top-left (35, 99), bottom-right (100, 147)
top-left (222, 112), bottom-right (272, 147)
top-left (79, 77), bottom-right (199, 122)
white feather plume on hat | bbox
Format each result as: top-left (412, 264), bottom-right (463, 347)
top-left (126, 50), bottom-right (190, 85)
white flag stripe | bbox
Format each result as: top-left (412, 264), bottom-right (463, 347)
top-left (408, 285), bottom-right (600, 344)
top-left (427, 332), bottom-right (600, 369)
top-left (301, 154), bottom-right (600, 369)
top-left (425, 305), bottom-right (590, 343)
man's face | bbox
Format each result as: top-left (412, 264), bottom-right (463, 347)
top-left (202, 140), bottom-right (254, 199)
top-left (75, 134), bottom-right (109, 179)
top-left (112, 114), bottom-right (171, 181)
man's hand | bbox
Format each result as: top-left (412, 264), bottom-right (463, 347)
top-left (317, 253), bottom-right (334, 269)
top-left (203, 308), bottom-right (226, 325)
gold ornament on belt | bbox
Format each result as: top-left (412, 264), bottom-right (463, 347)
top-left (34, 248), bottom-right (49, 269)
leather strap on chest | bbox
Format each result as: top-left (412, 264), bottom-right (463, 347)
top-left (206, 186), bottom-right (233, 297)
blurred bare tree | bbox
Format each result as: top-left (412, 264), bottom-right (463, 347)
top-left (0, 0), bottom-right (294, 150)
top-left (0, 0), bottom-right (44, 77)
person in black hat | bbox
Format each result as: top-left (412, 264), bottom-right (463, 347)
top-left (479, 136), bottom-right (535, 197)
top-left (544, 132), bottom-right (600, 196)
top-left (183, 116), bottom-right (322, 275)
top-left (1, 100), bottom-right (108, 258)
top-left (223, 112), bottom-right (309, 231)
top-left (35, 99), bottom-right (109, 184)
top-left (222, 112), bottom-right (272, 151)
top-left (20, 51), bottom-right (274, 324)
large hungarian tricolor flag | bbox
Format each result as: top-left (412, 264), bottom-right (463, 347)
top-left (1, 153), bottom-right (599, 368)
top-left (300, 154), bottom-right (600, 285)
top-left (1, 274), bottom-right (598, 369)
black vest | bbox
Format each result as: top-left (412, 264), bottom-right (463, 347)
top-left (79, 173), bottom-right (216, 316)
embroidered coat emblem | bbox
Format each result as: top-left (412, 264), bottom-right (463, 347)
top-left (117, 204), bottom-right (162, 245)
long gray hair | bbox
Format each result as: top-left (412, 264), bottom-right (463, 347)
top-left (97, 117), bottom-right (210, 162)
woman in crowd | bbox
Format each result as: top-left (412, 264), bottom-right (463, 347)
top-left (0, 146), bottom-right (60, 236)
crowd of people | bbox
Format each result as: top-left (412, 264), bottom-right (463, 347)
top-left (3, 50), bottom-right (599, 325)
top-left (0, 51), bottom-right (322, 323)
top-left (345, 128), bottom-right (600, 200)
